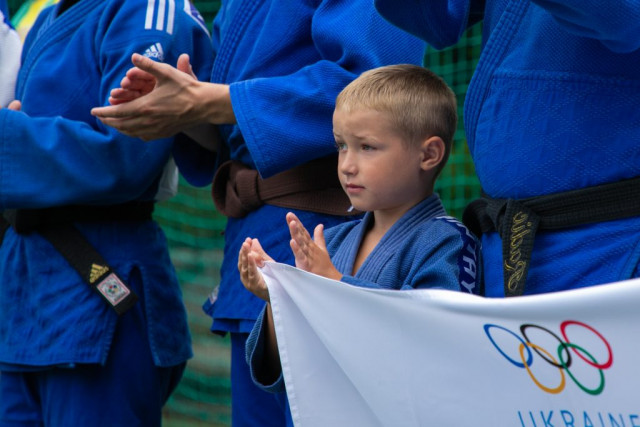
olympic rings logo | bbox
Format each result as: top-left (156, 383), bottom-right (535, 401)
top-left (484, 321), bottom-right (613, 395)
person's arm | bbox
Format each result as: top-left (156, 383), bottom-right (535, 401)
top-left (0, 103), bottom-right (175, 208)
top-left (92, 53), bottom-right (230, 143)
top-left (238, 221), bottom-right (346, 387)
top-left (228, 0), bottom-right (426, 178)
top-left (238, 238), bottom-right (282, 383)
top-left (245, 305), bottom-right (286, 392)
top-left (530, 0), bottom-right (640, 53)
top-left (0, 0), bottom-right (213, 209)
top-left (258, 303), bottom-right (281, 385)
top-left (96, 0), bottom-right (426, 179)
top-left (374, 0), bottom-right (483, 50)
top-left (103, 54), bottom-right (221, 152)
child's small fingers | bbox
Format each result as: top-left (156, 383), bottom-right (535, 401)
top-left (291, 238), bottom-right (307, 257)
top-left (291, 222), bottom-right (309, 244)
top-left (286, 212), bottom-right (299, 224)
top-left (238, 240), bottom-right (252, 269)
top-left (248, 253), bottom-right (262, 271)
top-left (291, 240), bottom-right (310, 267)
top-left (313, 224), bottom-right (327, 250)
top-left (245, 258), bottom-right (257, 284)
top-left (287, 218), bottom-right (298, 236)
top-left (291, 233), bottom-right (306, 255)
top-left (246, 259), bottom-right (254, 278)
top-left (288, 220), bottom-right (304, 248)
top-left (250, 238), bottom-right (263, 253)
top-left (289, 239), bottom-right (300, 258)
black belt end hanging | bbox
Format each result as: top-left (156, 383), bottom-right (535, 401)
top-left (463, 197), bottom-right (539, 297)
top-left (500, 201), bottom-right (539, 297)
top-left (87, 262), bottom-right (138, 316)
top-left (1, 205), bottom-right (153, 315)
top-left (38, 223), bottom-right (138, 316)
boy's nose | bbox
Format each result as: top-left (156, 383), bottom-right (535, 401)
top-left (338, 153), bottom-right (357, 175)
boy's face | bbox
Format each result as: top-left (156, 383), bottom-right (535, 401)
top-left (332, 107), bottom-right (432, 222)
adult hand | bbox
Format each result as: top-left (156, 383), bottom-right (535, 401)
top-left (286, 212), bottom-right (342, 280)
top-left (107, 54), bottom-right (197, 105)
top-left (108, 64), bottom-right (158, 105)
top-left (91, 53), bottom-right (235, 141)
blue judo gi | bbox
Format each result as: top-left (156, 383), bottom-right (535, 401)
top-left (0, 0), bottom-right (213, 425)
top-left (375, 0), bottom-right (640, 296)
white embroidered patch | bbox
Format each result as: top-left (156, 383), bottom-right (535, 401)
top-left (97, 273), bottom-right (131, 306)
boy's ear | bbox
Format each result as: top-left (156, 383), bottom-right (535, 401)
top-left (419, 136), bottom-right (445, 171)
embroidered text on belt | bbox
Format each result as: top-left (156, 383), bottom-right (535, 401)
top-left (462, 176), bottom-right (640, 297)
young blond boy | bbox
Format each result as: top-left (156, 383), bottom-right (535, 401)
top-left (238, 64), bottom-right (482, 415)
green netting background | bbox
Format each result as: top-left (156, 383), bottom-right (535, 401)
top-left (7, 1), bottom-right (482, 425)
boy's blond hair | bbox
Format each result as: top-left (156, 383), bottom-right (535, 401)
top-left (335, 64), bottom-right (457, 169)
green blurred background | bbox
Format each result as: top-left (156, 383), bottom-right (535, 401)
top-left (6, 1), bottom-right (482, 425)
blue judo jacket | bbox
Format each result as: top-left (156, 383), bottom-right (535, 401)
top-left (0, 0), bottom-right (214, 368)
top-left (375, 0), bottom-right (640, 296)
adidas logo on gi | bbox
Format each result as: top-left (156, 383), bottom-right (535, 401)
top-left (143, 43), bottom-right (165, 61)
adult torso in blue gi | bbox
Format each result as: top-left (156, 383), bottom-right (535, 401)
top-left (0, 0), bottom-right (214, 369)
top-left (375, 0), bottom-right (640, 296)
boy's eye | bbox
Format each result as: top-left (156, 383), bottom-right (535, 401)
top-left (361, 144), bottom-right (375, 151)
top-left (335, 142), bottom-right (347, 152)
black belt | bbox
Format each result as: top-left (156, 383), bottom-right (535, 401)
top-left (462, 176), bottom-right (640, 297)
top-left (0, 202), bottom-right (154, 315)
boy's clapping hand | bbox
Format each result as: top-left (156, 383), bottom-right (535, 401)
top-left (286, 212), bottom-right (342, 281)
top-left (238, 237), bottom-right (272, 302)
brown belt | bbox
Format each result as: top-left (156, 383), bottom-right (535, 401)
top-left (212, 156), bottom-right (359, 218)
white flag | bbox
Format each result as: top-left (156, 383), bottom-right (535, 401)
top-left (260, 262), bottom-right (640, 427)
